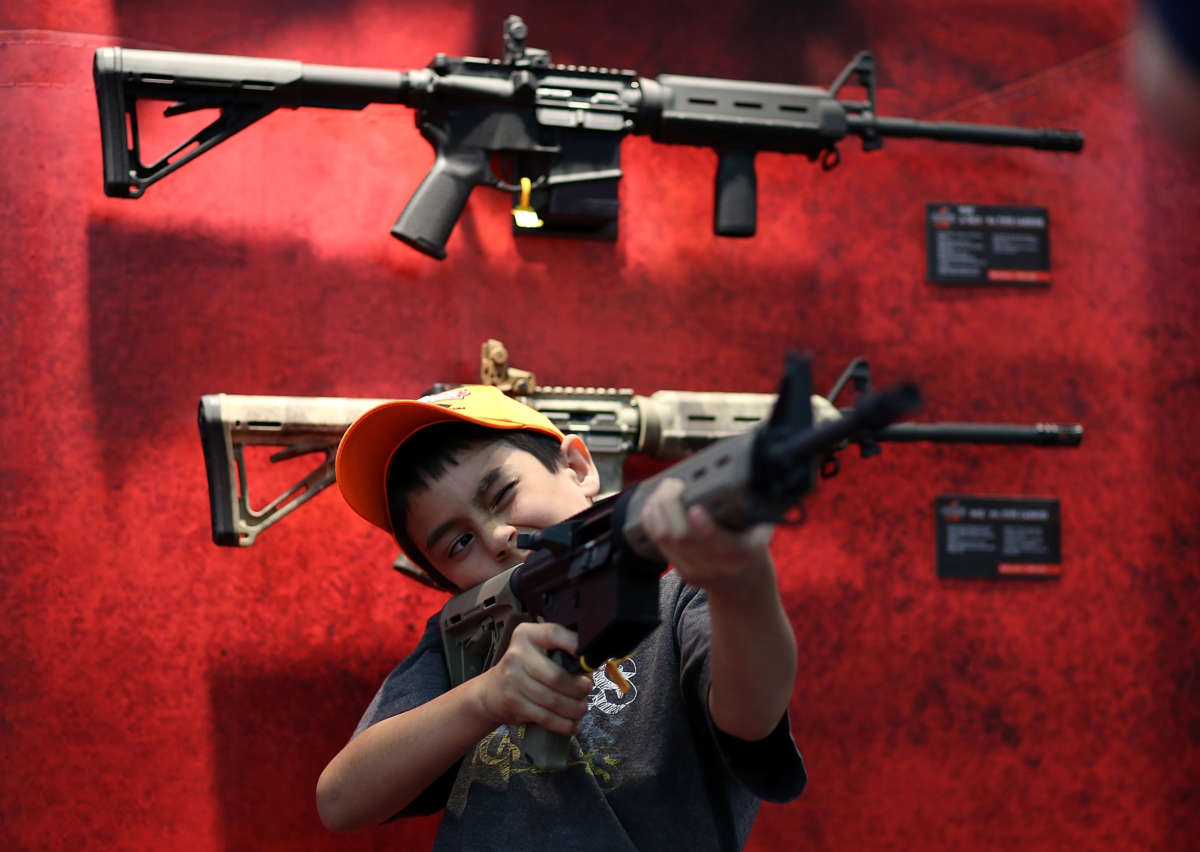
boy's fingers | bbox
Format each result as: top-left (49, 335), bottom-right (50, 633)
top-left (744, 522), bottom-right (775, 549)
top-left (522, 649), bottom-right (594, 698)
top-left (648, 477), bottom-right (685, 502)
top-left (643, 478), bottom-right (689, 539)
top-left (509, 622), bottom-right (593, 698)
top-left (516, 677), bottom-right (591, 722)
top-left (544, 653), bottom-right (593, 698)
top-left (514, 621), bottom-right (580, 655)
top-left (494, 680), bottom-right (585, 736)
top-left (687, 504), bottom-right (773, 549)
top-left (685, 504), bottom-right (717, 535)
top-left (523, 699), bottom-right (587, 736)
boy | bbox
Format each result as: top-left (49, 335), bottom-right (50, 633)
top-left (317, 384), bottom-right (806, 849)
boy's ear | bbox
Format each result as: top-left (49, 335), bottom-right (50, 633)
top-left (560, 434), bottom-right (601, 497)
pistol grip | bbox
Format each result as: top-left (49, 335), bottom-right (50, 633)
top-left (391, 142), bottom-right (489, 259)
top-left (521, 724), bottom-right (572, 770)
top-left (520, 648), bottom-right (581, 770)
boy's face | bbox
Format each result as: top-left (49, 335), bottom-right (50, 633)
top-left (404, 436), bottom-right (600, 589)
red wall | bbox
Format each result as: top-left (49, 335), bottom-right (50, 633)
top-left (2, 1), bottom-right (1197, 849)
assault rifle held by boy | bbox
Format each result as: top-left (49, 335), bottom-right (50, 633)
top-left (439, 352), bottom-right (920, 767)
top-left (95, 14), bottom-right (1084, 258)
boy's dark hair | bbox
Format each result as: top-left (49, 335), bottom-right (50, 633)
top-left (385, 421), bottom-right (565, 590)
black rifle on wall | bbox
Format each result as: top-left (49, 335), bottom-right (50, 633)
top-left (94, 15), bottom-right (1085, 259)
top-left (197, 340), bottom-right (1083, 585)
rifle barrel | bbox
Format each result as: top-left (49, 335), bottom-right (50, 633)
top-left (873, 422), bottom-right (1084, 446)
top-left (848, 115), bottom-right (1084, 152)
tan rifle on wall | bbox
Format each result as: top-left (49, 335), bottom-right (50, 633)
top-left (198, 340), bottom-right (1082, 584)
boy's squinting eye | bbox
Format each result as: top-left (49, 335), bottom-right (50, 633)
top-left (491, 480), bottom-right (517, 510)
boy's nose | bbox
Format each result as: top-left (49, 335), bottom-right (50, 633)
top-left (488, 522), bottom-right (518, 561)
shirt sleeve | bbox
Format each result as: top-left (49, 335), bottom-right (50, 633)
top-left (353, 613), bottom-right (450, 734)
top-left (671, 573), bottom-right (808, 803)
top-left (352, 612), bottom-right (462, 818)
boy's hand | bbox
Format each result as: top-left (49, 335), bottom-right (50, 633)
top-left (478, 621), bottom-right (594, 737)
top-left (638, 477), bottom-right (776, 596)
top-left (640, 478), bottom-right (797, 742)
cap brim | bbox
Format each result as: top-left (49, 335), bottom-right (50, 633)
top-left (335, 388), bottom-right (564, 536)
top-left (335, 400), bottom-right (466, 533)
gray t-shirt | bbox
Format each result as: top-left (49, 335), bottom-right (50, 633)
top-left (354, 571), bottom-right (807, 850)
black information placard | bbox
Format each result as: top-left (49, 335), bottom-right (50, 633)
top-left (935, 496), bottom-right (1061, 579)
top-left (926, 203), bottom-right (1050, 286)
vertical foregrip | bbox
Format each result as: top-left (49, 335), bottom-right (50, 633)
top-left (713, 149), bottom-right (757, 236)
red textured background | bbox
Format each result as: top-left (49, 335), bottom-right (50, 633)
top-left (2, 0), bottom-right (1197, 849)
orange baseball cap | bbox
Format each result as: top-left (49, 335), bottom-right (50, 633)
top-left (335, 384), bottom-right (564, 536)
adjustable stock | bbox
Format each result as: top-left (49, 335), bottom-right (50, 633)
top-left (92, 47), bottom-right (406, 199)
top-left (197, 393), bottom-right (390, 546)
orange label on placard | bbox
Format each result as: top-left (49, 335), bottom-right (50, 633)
top-left (997, 563), bottom-right (1062, 576)
top-left (988, 269), bottom-right (1051, 283)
